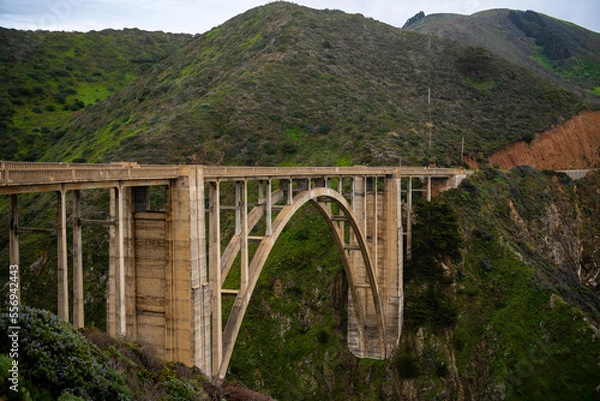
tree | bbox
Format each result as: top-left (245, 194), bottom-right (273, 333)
top-left (412, 198), bottom-right (462, 262)
top-left (404, 199), bottom-right (462, 329)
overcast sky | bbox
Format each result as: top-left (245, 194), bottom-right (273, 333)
top-left (0, 0), bottom-right (598, 35)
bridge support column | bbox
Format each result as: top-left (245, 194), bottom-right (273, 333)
top-left (166, 166), bottom-right (210, 371)
top-left (72, 190), bottom-right (84, 328)
top-left (265, 180), bottom-right (272, 236)
top-left (348, 175), bottom-right (402, 358)
top-left (209, 180), bottom-right (222, 377)
top-left (348, 176), bottom-right (368, 357)
top-left (346, 174), bottom-right (403, 358)
top-left (427, 176), bottom-right (432, 202)
top-left (236, 181), bottom-right (249, 291)
top-left (57, 186), bottom-right (69, 323)
top-left (383, 174), bottom-right (402, 351)
top-left (108, 186), bottom-right (132, 337)
top-left (406, 177), bottom-right (413, 260)
top-left (108, 168), bottom-right (211, 372)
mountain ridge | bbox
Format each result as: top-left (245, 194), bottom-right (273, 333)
top-left (403, 8), bottom-right (600, 98)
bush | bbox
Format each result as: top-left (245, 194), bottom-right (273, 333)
top-left (394, 349), bottom-right (421, 378)
top-left (164, 378), bottom-right (196, 401)
top-left (281, 142), bottom-right (298, 154)
top-left (405, 285), bottom-right (458, 329)
top-left (69, 100), bottom-right (85, 111)
top-left (0, 307), bottom-right (130, 400)
top-left (456, 46), bottom-right (495, 82)
top-left (435, 359), bottom-right (448, 377)
top-left (412, 198), bottom-right (463, 264)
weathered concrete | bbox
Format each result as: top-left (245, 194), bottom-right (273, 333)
top-left (0, 162), bottom-right (471, 381)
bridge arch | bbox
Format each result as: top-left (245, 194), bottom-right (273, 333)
top-left (214, 186), bottom-right (387, 380)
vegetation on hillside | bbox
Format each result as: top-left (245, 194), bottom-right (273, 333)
top-left (508, 10), bottom-right (571, 60)
top-left (0, 28), bottom-right (191, 161)
top-left (0, 306), bottom-right (274, 400)
top-left (29, 3), bottom-right (589, 167)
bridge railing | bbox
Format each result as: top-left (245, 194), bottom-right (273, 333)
top-left (202, 166), bottom-right (468, 180)
top-left (0, 162), bottom-right (471, 187)
top-left (0, 161), bottom-right (181, 186)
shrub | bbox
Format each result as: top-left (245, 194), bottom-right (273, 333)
top-left (435, 359), bottom-right (449, 377)
top-left (53, 92), bottom-right (68, 104)
top-left (164, 378), bottom-right (196, 401)
top-left (281, 142), bottom-right (298, 154)
top-left (456, 46), bottom-right (495, 82)
top-left (394, 349), bottom-right (421, 378)
top-left (69, 100), bottom-right (85, 111)
top-left (8, 86), bottom-right (33, 98)
top-left (0, 307), bottom-right (130, 400)
top-left (317, 124), bottom-right (332, 135)
top-left (412, 198), bottom-right (463, 263)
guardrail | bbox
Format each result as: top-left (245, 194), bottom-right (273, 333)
top-left (555, 169), bottom-right (596, 180)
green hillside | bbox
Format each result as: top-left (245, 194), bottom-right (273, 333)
top-left (34, 3), bottom-right (593, 167)
top-left (403, 9), bottom-right (600, 98)
top-left (0, 27), bottom-right (191, 161)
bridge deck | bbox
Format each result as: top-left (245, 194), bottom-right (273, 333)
top-left (0, 161), bottom-right (467, 194)
top-left (202, 166), bottom-right (464, 180)
top-left (0, 162), bottom-right (180, 194)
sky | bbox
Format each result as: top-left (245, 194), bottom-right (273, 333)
top-left (0, 0), bottom-right (598, 35)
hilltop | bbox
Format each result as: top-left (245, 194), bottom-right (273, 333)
top-left (403, 9), bottom-right (600, 98)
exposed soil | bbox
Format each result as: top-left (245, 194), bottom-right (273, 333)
top-left (488, 111), bottom-right (600, 169)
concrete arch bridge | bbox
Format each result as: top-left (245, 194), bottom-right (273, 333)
top-left (0, 162), bottom-right (470, 381)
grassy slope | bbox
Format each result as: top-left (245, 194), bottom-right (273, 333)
top-left (404, 9), bottom-right (600, 99)
top-left (39, 3), bottom-right (588, 167)
top-left (0, 27), bottom-right (191, 161)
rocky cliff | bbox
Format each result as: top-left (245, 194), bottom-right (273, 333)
top-left (488, 111), bottom-right (600, 169)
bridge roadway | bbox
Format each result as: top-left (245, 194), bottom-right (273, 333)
top-left (0, 161), bottom-right (463, 189)
top-left (1, 161), bottom-right (470, 381)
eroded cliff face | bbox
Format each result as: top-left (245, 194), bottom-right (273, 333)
top-left (488, 111), bottom-right (600, 169)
